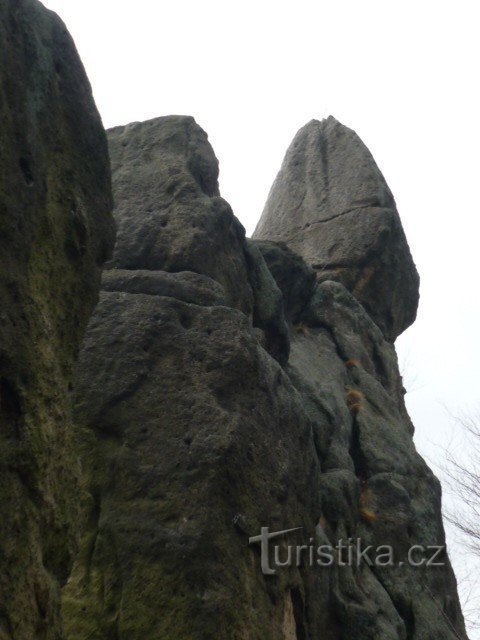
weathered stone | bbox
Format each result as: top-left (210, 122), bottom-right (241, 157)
top-left (63, 292), bottom-right (323, 640)
top-left (303, 280), bottom-right (410, 414)
top-left (244, 240), bottom-right (290, 365)
top-left (60, 117), bottom-right (322, 639)
top-left (62, 116), bottom-right (466, 640)
top-left (0, 1), bottom-right (115, 638)
top-left (253, 117), bottom-right (420, 341)
top-left (107, 116), bottom-right (253, 314)
top-left (287, 279), bottom-right (466, 639)
top-left (102, 269), bottom-right (227, 307)
top-left (252, 240), bottom-right (316, 324)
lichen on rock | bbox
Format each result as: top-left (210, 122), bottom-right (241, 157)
top-left (0, 1), bottom-right (115, 637)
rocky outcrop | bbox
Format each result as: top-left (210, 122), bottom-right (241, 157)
top-left (253, 117), bottom-right (420, 342)
top-left (62, 116), bottom-right (466, 640)
top-left (287, 278), bottom-right (464, 639)
top-left (62, 117), bottom-right (306, 639)
top-left (0, 1), bottom-right (115, 638)
top-left (106, 117), bottom-right (253, 314)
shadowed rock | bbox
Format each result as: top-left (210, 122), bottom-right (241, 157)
top-left (0, 0), bottom-right (464, 634)
top-left (0, 0), bottom-right (115, 637)
top-left (61, 117), bottom-right (309, 639)
top-left (62, 116), bottom-right (466, 640)
top-left (251, 240), bottom-right (317, 324)
top-left (102, 115), bottom-right (289, 364)
top-left (106, 116), bottom-right (254, 314)
top-left (253, 117), bottom-right (420, 341)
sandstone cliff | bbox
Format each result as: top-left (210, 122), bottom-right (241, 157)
top-left (253, 117), bottom-right (420, 342)
top-left (0, 1), bottom-right (115, 637)
top-left (62, 116), bottom-right (466, 640)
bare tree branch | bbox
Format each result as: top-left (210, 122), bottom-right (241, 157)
top-left (442, 409), bottom-right (480, 634)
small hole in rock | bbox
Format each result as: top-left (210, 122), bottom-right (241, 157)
top-left (179, 314), bottom-right (192, 329)
top-left (19, 157), bottom-right (34, 186)
top-left (0, 379), bottom-right (21, 422)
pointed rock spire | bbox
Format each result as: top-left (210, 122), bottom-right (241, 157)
top-left (253, 117), bottom-right (420, 341)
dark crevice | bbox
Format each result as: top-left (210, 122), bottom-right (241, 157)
top-left (291, 587), bottom-right (307, 640)
top-left (19, 157), bottom-right (34, 186)
top-left (85, 490), bottom-right (101, 582)
top-left (348, 416), bottom-right (369, 481)
top-left (0, 378), bottom-right (22, 429)
top-left (370, 566), bottom-right (416, 640)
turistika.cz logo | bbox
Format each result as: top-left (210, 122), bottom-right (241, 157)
top-left (248, 526), bottom-right (445, 575)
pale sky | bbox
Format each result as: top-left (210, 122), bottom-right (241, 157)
top-left (41, 0), bottom-right (480, 633)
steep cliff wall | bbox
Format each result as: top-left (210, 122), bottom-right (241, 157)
top-left (0, 1), bottom-right (115, 637)
top-left (62, 116), bottom-right (466, 640)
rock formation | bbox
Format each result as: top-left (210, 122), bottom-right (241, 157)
top-left (253, 117), bottom-right (420, 342)
top-left (0, 1), bottom-right (115, 638)
top-left (62, 116), bottom-right (466, 640)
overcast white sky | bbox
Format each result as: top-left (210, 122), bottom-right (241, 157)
top-left (41, 0), bottom-right (480, 633)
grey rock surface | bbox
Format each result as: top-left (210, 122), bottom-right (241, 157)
top-left (102, 269), bottom-right (227, 307)
top-left (252, 240), bottom-right (317, 324)
top-left (107, 116), bottom-right (253, 314)
top-left (291, 279), bottom-right (465, 640)
top-left (62, 117), bottom-right (323, 638)
top-left (63, 291), bottom-right (324, 639)
top-left (253, 117), bottom-right (420, 341)
top-left (244, 240), bottom-right (290, 365)
top-left (0, 1), bottom-right (115, 638)
top-left (62, 116), bottom-right (466, 640)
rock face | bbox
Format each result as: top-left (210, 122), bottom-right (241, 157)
top-left (0, 1), bottom-right (115, 638)
top-left (62, 116), bottom-right (466, 640)
top-left (253, 117), bottom-right (420, 342)
top-left (106, 117), bottom-right (253, 314)
top-left (62, 117), bottom-right (301, 639)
